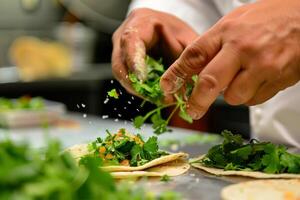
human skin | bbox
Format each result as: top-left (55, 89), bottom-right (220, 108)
top-left (160, 0), bottom-right (300, 119)
top-left (112, 8), bottom-right (198, 95)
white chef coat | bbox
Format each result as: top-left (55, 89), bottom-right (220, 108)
top-left (128, 0), bottom-right (300, 148)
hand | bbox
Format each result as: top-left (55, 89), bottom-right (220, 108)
top-left (160, 0), bottom-right (300, 119)
top-left (112, 8), bottom-right (198, 95)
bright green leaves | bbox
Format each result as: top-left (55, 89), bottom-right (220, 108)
top-left (0, 97), bottom-right (45, 112)
top-left (199, 130), bottom-right (300, 174)
top-left (0, 138), bottom-right (179, 199)
top-left (130, 135), bottom-right (167, 166)
top-left (129, 56), bottom-right (195, 135)
top-left (133, 116), bottom-right (144, 129)
top-left (84, 130), bottom-right (168, 167)
top-left (261, 143), bottom-right (283, 173)
top-left (128, 56), bottom-right (164, 105)
top-left (151, 111), bottom-right (169, 135)
top-left (107, 89), bottom-right (119, 99)
top-left (144, 136), bottom-right (159, 157)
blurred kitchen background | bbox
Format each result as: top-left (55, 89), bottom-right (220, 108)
top-left (0, 0), bottom-right (250, 138)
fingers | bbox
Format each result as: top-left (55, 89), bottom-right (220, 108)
top-left (186, 47), bottom-right (241, 119)
top-left (120, 26), bottom-right (154, 81)
top-left (223, 68), bottom-right (266, 105)
top-left (111, 38), bottom-right (137, 96)
top-left (246, 66), bottom-right (300, 105)
top-left (160, 28), bottom-right (221, 95)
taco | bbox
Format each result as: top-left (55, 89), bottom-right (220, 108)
top-left (191, 130), bottom-right (300, 179)
top-left (66, 129), bottom-right (189, 178)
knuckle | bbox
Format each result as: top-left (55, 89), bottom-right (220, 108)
top-left (221, 19), bottom-right (239, 33)
top-left (199, 74), bottom-right (220, 91)
top-left (224, 90), bottom-right (244, 105)
top-left (177, 45), bottom-right (208, 73)
top-left (258, 59), bottom-right (282, 78)
top-left (127, 8), bottom-right (144, 18)
top-left (229, 38), bottom-right (255, 54)
top-left (189, 98), bottom-right (207, 113)
top-left (169, 62), bottom-right (189, 79)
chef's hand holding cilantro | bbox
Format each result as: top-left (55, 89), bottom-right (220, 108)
top-left (108, 56), bottom-right (197, 135)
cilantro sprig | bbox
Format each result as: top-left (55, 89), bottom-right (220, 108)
top-left (196, 130), bottom-right (300, 174)
top-left (130, 56), bottom-right (197, 135)
top-left (85, 129), bottom-right (168, 167)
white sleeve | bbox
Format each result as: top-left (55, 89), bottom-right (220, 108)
top-left (128, 0), bottom-right (221, 34)
top-left (250, 82), bottom-right (300, 148)
top-left (212, 0), bottom-right (256, 15)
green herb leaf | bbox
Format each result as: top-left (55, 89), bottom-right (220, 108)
top-left (160, 174), bottom-right (172, 182)
top-left (133, 116), bottom-right (145, 129)
top-left (107, 89), bottom-right (119, 99)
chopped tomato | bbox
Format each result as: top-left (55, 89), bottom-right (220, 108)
top-left (105, 153), bottom-right (114, 159)
top-left (99, 146), bottom-right (106, 154)
top-left (120, 159), bottom-right (130, 166)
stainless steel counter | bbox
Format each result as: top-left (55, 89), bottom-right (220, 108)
top-left (0, 112), bottom-right (250, 200)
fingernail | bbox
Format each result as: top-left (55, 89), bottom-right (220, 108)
top-left (162, 77), bottom-right (184, 94)
top-left (187, 105), bottom-right (205, 120)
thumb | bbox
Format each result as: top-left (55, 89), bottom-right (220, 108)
top-left (160, 28), bottom-right (222, 95)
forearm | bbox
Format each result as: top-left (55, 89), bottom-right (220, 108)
top-left (128, 0), bottom-right (221, 34)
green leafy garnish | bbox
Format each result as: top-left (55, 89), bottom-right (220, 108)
top-left (82, 129), bottom-right (168, 167)
top-left (107, 89), bottom-right (119, 99)
top-left (0, 96), bottom-right (45, 112)
top-left (160, 174), bottom-right (172, 182)
top-left (197, 130), bottom-right (300, 174)
top-left (0, 138), bottom-right (181, 199)
top-left (129, 56), bottom-right (197, 134)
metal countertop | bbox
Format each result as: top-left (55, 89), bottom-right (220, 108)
top-left (0, 112), bottom-right (254, 200)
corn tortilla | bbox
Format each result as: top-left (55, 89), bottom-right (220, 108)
top-left (221, 179), bottom-right (300, 200)
top-left (191, 155), bottom-right (300, 179)
top-left (65, 143), bottom-right (189, 178)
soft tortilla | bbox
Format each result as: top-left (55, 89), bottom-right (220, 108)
top-left (112, 159), bottom-right (190, 179)
top-left (191, 155), bottom-right (300, 179)
top-left (103, 152), bottom-right (188, 172)
top-left (221, 179), bottom-right (300, 200)
top-left (65, 143), bottom-right (189, 177)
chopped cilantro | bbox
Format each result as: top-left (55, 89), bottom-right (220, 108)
top-left (196, 130), bottom-right (300, 174)
top-left (160, 174), bottom-right (172, 182)
top-left (107, 89), bottom-right (119, 99)
top-left (81, 129), bottom-right (169, 167)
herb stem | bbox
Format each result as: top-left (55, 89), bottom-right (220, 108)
top-left (166, 104), bottom-right (180, 124)
top-left (142, 103), bottom-right (177, 121)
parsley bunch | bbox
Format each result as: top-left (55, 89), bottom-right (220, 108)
top-left (85, 129), bottom-right (168, 167)
top-left (129, 56), bottom-right (196, 135)
top-left (0, 137), bottom-right (180, 200)
top-left (199, 130), bottom-right (300, 174)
